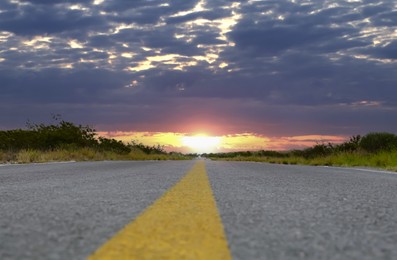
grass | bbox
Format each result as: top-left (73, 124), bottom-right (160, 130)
top-left (2, 148), bottom-right (397, 172)
top-left (0, 148), bottom-right (191, 164)
top-left (0, 119), bottom-right (191, 164)
top-left (210, 150), bottom-right (397, 172)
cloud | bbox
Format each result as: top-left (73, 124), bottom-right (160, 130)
top-left (166, 10), bottom-right (229, 24)
top-left (364, 40), bottom-right (397, 59)
top-left (0, 3), bottom-right (106, 36)
top-left (0, 0), bottom-right (397, 142)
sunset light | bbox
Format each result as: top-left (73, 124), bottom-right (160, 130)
top-left (181, 135), bottom-right (221, 153)
top-left (2, 0), bottom-right (397, 257)
top-left (97, 131), bottom-right (348, 153)
top-left (1, 0), bottom-right (396, 152)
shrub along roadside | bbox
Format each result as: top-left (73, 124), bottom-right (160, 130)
top-left (0, 119), bottom-right (189, 163)
top-left (1, 148), bottom-right (188, 164)
top-left (204, 132), bottom-right (397, 172)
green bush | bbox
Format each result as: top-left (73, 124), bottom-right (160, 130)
top-left (129, 141), bottom-right (166, 155)
top-left (0, 117), bottom-right (191, 163)
top-left (0, 119), bottom-right (97, 151)
top-left (301, 143), bottom-right (333, 158)
top-left (359, 132), bottom-right (397, 152)
top-left (203, 132), bottom-right (397, 171)
top-left (98, 137), bottom-right (131, 154)
top-left (336, 135), bottom-right (361, 152)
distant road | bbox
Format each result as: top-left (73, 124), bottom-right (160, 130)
top-left (1, 160), bottom-right (397, 259)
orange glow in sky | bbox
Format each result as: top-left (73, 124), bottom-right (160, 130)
top-left (98, 131), bottom-right (347, 153)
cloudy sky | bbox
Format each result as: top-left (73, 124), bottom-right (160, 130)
top-left (1, 0), bottom-right (396, 152)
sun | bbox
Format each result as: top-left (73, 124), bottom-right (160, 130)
top-left (181, 134), bottom-right (221, 153)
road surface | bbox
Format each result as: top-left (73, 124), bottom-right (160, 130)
top-left (1, 160), bottom-right (397, 259)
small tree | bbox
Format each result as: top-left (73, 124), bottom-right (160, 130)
top-left (336, 135), bottom-right (361, 152)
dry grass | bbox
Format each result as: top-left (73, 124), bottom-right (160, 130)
top-left (212, 151), bottom-right (397, 172)
top-left (0, 148), bottom-right (190, 164)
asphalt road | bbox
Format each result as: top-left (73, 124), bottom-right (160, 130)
top-left (1, 160), bottom-right (397, 259)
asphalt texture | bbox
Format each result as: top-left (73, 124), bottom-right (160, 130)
top-left (0, 161), bottom-right (193, 259)
top-left (207, 162), bottom-right (397, 260)
top-left (1, 160), bottom-right (397, 259)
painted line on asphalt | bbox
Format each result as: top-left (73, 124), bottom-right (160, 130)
top-left (88, 160), bottom-right (231, 260)
top-left (323, 166), bottom-right (397, 175)
top-left (0, 161), bottom-right (77, 167)
top-left (345, 167), bottom-right (397, 175)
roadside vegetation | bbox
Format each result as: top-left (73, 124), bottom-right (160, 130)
top-left (0, 117), bottom-right (190, 164)
top-left (203, 133), bottom-right (397, 172)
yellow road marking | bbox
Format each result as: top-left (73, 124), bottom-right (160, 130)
top-left (88, 161), bottom-right (231, 260)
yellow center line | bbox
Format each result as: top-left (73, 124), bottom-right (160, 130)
top-left (88, 161), bottom-right (231, 260)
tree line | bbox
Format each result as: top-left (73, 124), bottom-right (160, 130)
top-left (203, 132), bottom-right (397, 159)
top-left (0, 118), bottom-right (166, 155)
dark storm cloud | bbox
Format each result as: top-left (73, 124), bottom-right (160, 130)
top-left (19, 0), bottom-right (91, 4)
top-left (0, 0), bottom-right (397, 136)
top-left (102, 0), bottom-right (194, 12)
top-left (88, 34), bottom-right (116, 48)
top-left (0, 68), bottom-right (128, 103)
top-left (364, 41), bottom-right (397, 59)
top-left (230, 23), bottom-right (347, 55)
top-left (101, 0), bottom-right (200, 24)
top-left (105, 5), bottom-right (169, 25)
top-left (228, 2), bottom-right (364, 56)
top-left (0, 4), bottom-right (105, 35)
top-left (165, 10), bottom-right (229, 24)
